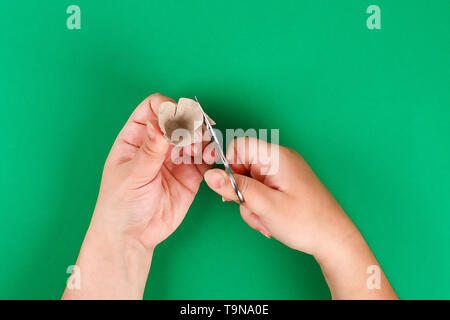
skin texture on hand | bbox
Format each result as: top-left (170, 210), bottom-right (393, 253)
top-left (62, 93), bottom-right (210, 299)
top-left (63, 94), bottom-right (397, 300)
top-left (93, 93), bottom-right (210, 249)
top-left (203, 137), bottom-right (398, 299)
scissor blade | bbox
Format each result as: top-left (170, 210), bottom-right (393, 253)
top-left (195, 97), bottom-right (245, 203)
top-left (195, 97), bottom-right (227, 164)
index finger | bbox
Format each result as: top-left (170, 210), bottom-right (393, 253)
top-left (226, 137), bottom-right (285, 191)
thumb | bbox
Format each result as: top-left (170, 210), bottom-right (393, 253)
top-left (131, 121), bottom-right (169, 181)
top-left (204, 168), bottom-right (281, 217)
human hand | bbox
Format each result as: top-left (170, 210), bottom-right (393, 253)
top-left (93, 93), bottom-right (210, 250)
top-left (204, 137), bottom-right (397, 299)
top-left (63, 93), bottom-right (210, 299)
top-left (203, 136), bottom-right (352, 255)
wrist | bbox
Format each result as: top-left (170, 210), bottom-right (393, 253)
top-left (313, 224), bottom-right (363, 265)
top-left (311, 219), bottom-right (397, 299)
top-left (63, 213), bottom-right (153, 299)
top-left (311, 211), bottom-right (362, 263)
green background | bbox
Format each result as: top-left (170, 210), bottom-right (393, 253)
top-left (1, 0), bottom-right (449, 299)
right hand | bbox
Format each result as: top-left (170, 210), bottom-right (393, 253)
top-left (203, 137), bottom-right (359, 257)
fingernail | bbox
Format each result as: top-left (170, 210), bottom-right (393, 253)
top-left (222, 197), bottom-right (232, 202)
top-left (260, 231), bottom-right (272, 239)
top-left (204, 170), bottom-right (225, 189)
top-left (146, 121), bottom-right (156, 140)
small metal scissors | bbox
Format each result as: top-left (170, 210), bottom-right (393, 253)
top-left (195, 96), bottom-right (245, 204)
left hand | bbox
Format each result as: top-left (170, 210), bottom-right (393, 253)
top-left (63, 93), bottom-right (210, 299)
top-left (93, 93), bottom-right (210, 249)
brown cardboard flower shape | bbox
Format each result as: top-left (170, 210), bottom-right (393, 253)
top-left (158, 97), bottom-right (215, 147)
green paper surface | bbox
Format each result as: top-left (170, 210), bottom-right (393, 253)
top-left (0, 0), bottom-right (449, 299)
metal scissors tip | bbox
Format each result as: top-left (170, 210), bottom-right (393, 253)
top-left (195, 96), bottom-right (245, 204)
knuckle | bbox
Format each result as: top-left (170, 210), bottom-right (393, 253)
top-left (141, 142), bottom-right (158, 159)
top-left (238, 177), bottom-right (250, 195)
top-left (149, 92), bottom-right (163, 98)
top-left (280, 145), bottom-right (293, 153)
top-left (228, 136), bottom-right (249, 149)
top-left (282, 145), bottom-right (301, 158)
